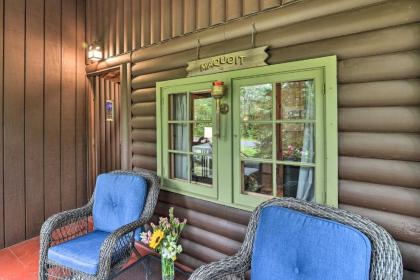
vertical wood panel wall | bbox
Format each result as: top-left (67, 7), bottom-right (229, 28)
top-left (124, 0), bottom-right (420, 278)
top-left (0, 0), bottom-right (87, 248)
top-left (86, 0), bottom-right (297, 59)
top-left (86, 74), bottom-right (122, 199)
top-left (97, 76), bottom-right (122, 176)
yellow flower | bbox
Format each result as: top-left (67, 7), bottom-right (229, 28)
top-left (149, 229), bottom-right (164, 249)
top-left (172, 256), bottom-right (177, 261)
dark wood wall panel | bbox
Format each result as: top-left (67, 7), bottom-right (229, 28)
top-left (171, 0), bottom-right (183, 37)
top-left (261, 0), bottom-right (281, 10)
top-left (116, 0), bottom-right (124, 54)
top-left (124, 0), bottom-right (132, 52)
top-left (183, 0), bottom-right (195, 33)
top-left (243, 0), bottom-right (260, 15)
top-left (92, 75), bottom-right (122, 175)
top-left (61, 0), bottom-right (77, 211)
top-left (86, 0), bottom-right (298, 59)
top-left (161, 0), bottom-right (171, 41)
top-left (132, 0), bottom-right (141, 49)
top-left (150, 0), bottom-right (161, 44)
top-left (211, 0), bottom-right (225, 25)
top-left (226, 0), bottom-right (242, 20)
top-left (110, 0), bottom-right (116, 57)
top-left (103, 0), bottom-right (109, 58)
top-left (0, 0), bottom-right (4, 249)
top-left (125, 0), bottom-right (420, 277)
top-left (45, 0), bottom-right (63, 219)
top-left (0, 0), bottom-right (87, 248)
top-left (4, 0), bottom-right (26, 247)
top-left (141, 0), bottom-right (151, 47)
top-left (76, 0), bottom-right (87, 207)
top-left (25, 0), bottom-right (45, 239)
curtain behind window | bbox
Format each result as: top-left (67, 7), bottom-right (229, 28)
top-left (174, 94), bottom-right (189, 180)
top-left (296, 81), bottom-right (315, 201)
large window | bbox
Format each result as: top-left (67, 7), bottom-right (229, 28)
top-left (157, 57), bottom-right (337, 210)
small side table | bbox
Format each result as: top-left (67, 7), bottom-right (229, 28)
top-left (112, 254), bottom-right (192, 280)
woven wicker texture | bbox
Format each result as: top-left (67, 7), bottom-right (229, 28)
top-left (38, 169), bottom-right (160, 280)
top-left (189, 197), bottom-right (403, 280)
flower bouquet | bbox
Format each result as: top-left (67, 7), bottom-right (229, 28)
top-left (140, 207), bottom-right (187, 280)
top-left (283, 144), bottom-right (303, 161)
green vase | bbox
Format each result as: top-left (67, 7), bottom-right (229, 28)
top-left (161, 257), bottom-right (175, 280)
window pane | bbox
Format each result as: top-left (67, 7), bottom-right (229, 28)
top-left (276, 165), bottom-right (314, 201)
top-left (191, 123), bottom-right (212, 153)
top-left (242, 161), bottom-right (272, 196)
top-left (191, 91), bottom-right (212, 121)
top-left (169, 124), bottom-right (188, 151)
top-left (170, 94), bottom-right (188, 120)
top-left (276, 123), bottom-right (314, 163)
top-left (240, 84), bottom-right (273, 121)
top-left (277, 80), bottom-right (315, 120)
top-left (192, 155), bottom-right (212, 185)
top-left (169, 153), bottom-right (188, 181)
top-left (241, 123), bottom-right (272, 159)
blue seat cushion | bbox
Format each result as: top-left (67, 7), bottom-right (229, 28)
top-left (48, 230), bottom-right (110, 275)
top-left (251, 206), bottom-right (371, 280)
top-left (93, 173), bottom-right (147, 233)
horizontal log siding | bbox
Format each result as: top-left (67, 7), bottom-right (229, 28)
top-left (128, 0), bottom-right (420, 277)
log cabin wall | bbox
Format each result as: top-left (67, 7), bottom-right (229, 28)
top-left (0, 0), bottom-right (87, 248)
top-left (87, 0), bottom-right (420, 278)
top-left (85, 0), bottom-right (297, 59)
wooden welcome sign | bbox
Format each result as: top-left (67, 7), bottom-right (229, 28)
top-left (187, 46), bottom-right (269, 76)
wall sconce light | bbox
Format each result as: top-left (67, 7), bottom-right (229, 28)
top-left (87, 41), bottom-right (103, 61)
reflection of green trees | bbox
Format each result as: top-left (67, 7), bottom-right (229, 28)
top-left (240, 84), bottom-right (273, 159)
top-left (242, 124), bottom-right (272, 159)
top-left (194, 97), bottom-right (212, 121)
top-left (193, 97), bottom-right (212, 138)
top-left (240, 84), bottom-right (272, 121)
top-left (194, 123), bottom-right (210, 139)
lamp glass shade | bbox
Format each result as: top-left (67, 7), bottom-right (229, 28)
top-left (88, 42), bottom-right (103, 61)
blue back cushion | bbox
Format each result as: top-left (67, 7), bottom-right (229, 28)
top-left (251, 206), bottom-right (371, 280)
top-left (93, 173), bottom-right (147, 233)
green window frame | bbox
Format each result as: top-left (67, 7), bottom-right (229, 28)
top-left (159, 82), bottom-right (219, 199)
top-left (157, 56), bottom-right (337, 211)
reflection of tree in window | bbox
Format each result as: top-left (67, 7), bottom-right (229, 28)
top-left (240, 84), bottom-right (273, 160)
top-left (191, 92), bottom-right (212, 143)
top-left (241, 123), bottom-right (272, 159)
top-left (240, 84), bottom-right (272, 121)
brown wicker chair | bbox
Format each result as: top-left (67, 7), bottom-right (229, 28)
top-left (190, 197), bottom-right (403, 280)
top-left (38, 169), bottom-right (160, 280)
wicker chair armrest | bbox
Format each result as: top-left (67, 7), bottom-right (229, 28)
top-left (38, 203), bottom-right (93, 279)
top-left (40, 203), bottom-right (93, 245)
top-left (189, 254), bottom-right (250, 280)
top-left (96, 216), bottom-right (151, 280)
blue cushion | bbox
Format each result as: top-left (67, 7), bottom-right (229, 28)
top-left (93, 173), bottom-right (147, 233)
top-left (251, 206), bottom-right (371, 280)
top-left (48, 230), bottom-right (110, 275)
